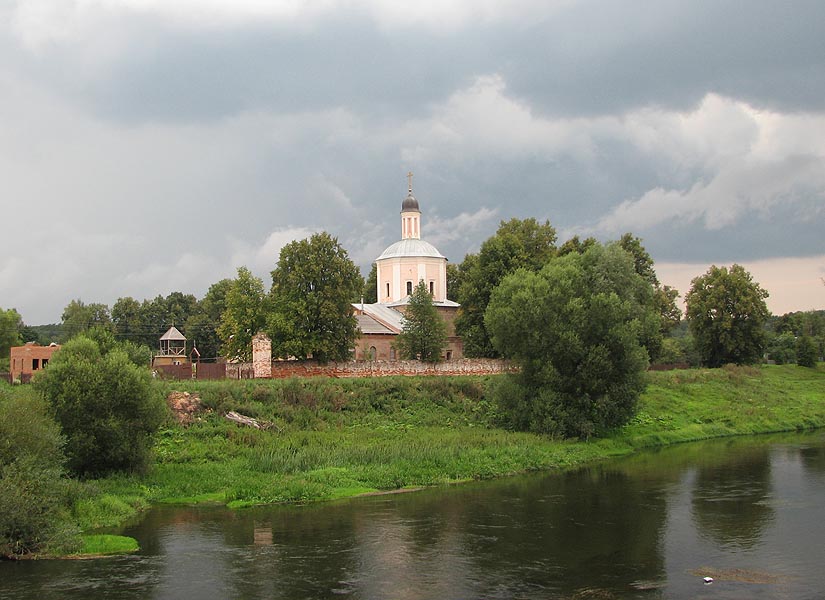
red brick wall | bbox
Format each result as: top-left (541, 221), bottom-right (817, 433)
top-left (9, 344), bottom-right (59, 379)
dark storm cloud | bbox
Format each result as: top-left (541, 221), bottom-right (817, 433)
top-left (2, 1), bottom-right (824, 321)
top-left (10, 0), bottom-right (822, 126)
top-left (504, 0), bottom-right (825, 116)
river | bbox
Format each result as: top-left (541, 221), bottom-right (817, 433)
top-left (3, 432), bottom-right (825, 599)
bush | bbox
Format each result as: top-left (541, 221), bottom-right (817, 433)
top-left (35, 336), bottom-right (167, 477)
top-left (0, 457), bottom-right (81, 557)
top-left (0, 388), bottom-right (81, 557)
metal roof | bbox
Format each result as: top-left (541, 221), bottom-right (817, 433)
top-left (352, 303), bottom-right (405, 332)
top-left (355, 314), bottom-right (395, 335)
top-left (160, 326), bottom-right (186, 341)
top-left (375, 239), bottom-right (446, 261)
top-left (386, 297), bottom-right (460, 308)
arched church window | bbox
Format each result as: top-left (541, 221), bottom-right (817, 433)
top-left (406, 281), bottom-right (413, 296)
top-left (386, 282), bottom-right (390, 298)
top-left (429, 281), bottom-right (434, 295)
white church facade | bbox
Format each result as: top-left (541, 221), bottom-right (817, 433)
top-left (353, 176), bottom-right (463, 361)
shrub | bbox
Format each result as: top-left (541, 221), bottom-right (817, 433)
top-left (35, 336), bottom-right (167, 476)
top-left (0, 388), bottom-right (81, 557)
top-left (0, 457), bottom-right (81, 557)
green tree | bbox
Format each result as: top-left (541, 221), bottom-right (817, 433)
top-left (685, 264), bottom-right (770, 368)
top-left (268, 232), bottom-right (361, 362)
top-left (446, 262), bottom-right (461, 302)
top-left (557, 235), bottom-right (597, 256)
top-left (766, 332), bottom-right (797, 365)
top-left (35, 336), bottom-right (166, 476)
top-left (456, 218), bottom-right (557, 357)
top-left (218, 267), bottom-right (267, 362)
top-left (185, 279), bottom-right (233, 361)
top-left (617, 233), bottom-right (682, 341)
top-left (19, 325), bottom-right (41, 344)
top-left (395, 281), bottom-right (448, 362)
top-left (654, 285), bottom-right (682, 333)
top-left (797, 335), bottom-right (818, 368)
top-left (485, 243), bottom-right (658, 439)
top-left (60, 300), bottom-right (111, 341)
top-left (0, 307), bottom-right (23, 370)
top-left (362, 264), bottom-right (378, 304)
top-left (163, 291), bottom-right (198, 328)
top-left (618, 233), bottom-right (657, 285)
top-left (111, 296), bottom-right (143, 343)
top-left (137, 295), bottom-right (170, 348)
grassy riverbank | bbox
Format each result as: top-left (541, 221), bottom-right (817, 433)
top-left (77, 363), bottom-right (825, 529)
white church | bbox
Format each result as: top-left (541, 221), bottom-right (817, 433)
top-left (352, 176), bottom-right (463, 361)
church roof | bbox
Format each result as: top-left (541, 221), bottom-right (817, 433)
top-left (386, 297), bottom-right (460, 309)
top-left (376, 238), bottom-right (446, 261)
top-left (355, 314), bottom-right (396, 335)
top-left (352, 303), bottom-right (405, 332)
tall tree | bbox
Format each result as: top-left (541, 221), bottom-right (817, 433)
top-left (163, 292), bottom-right (198, 329)
top-left (446, 262), bottom-right (461, 302)
top-left (0, 308), bottom-right (23, 370)
top-left (268, 232), bottom-right (361, 362)
top-left (60, 300), bottom-right (111, 341)
top-left (617, 233), bottom-right (682, 346)
top-left (685, 264), bottom-right (770, 367)
top-left (395, 281), bottom-right (448, 362)
top-left (218, 267), bottom-right (267, 362)
top-left (485, 243), bottom-right (659, 439)
top-left (362, 264), bottom-right (378, 304)
top-left (111, 297), bottom-right (143, 343)
top-left (185, 278), bottom-right (233, 361)
top-left (455, 218), bottom-right (557, 357)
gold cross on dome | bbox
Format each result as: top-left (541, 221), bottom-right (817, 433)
top-left (407, 171), bottom-right (413, 192)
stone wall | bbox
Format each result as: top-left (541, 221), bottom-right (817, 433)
top-left (268, 358), bottom-right (514, 379)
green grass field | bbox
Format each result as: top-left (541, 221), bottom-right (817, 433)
top-left (79, 363), bottom-right (825, 526)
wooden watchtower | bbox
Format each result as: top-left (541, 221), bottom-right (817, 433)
top-left (153, 326), bottom-right (188, 367)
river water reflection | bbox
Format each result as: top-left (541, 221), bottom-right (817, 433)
top-left (4, 432), bottom-right (825, 599)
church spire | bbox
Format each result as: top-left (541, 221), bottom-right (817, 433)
top-left (401, 172), bottom-right (421, 239)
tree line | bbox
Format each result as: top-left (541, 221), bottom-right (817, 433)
top-left (3, 219), bottom-right (822, 373)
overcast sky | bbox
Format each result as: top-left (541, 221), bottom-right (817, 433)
top-left (2, 0), bottom-right (824, 324)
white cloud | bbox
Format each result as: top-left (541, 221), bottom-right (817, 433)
top-left (229, 227), bottom-right (318, 278)
top-left (400, 75), bottom-right (602, 163)
top-left (591, 96), bottom-right (825, 234)
top-left (426, 207), bottom-right (499, 248)
top-left (595, 154), bottom-right (825, 233)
